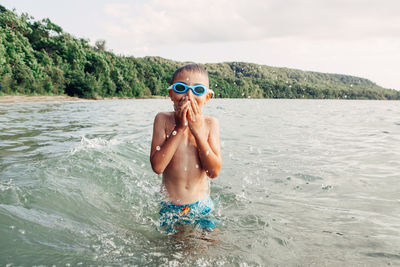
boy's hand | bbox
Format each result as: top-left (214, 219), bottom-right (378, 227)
top-left (175, 96), bottom-right (190, 130)
top-left (187, 95), bottom-right (207, 139)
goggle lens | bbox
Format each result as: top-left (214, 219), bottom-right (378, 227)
top-left (193, 86), bottom-right (206, 95)
top-left (174, 84), bottom-right (187, 93)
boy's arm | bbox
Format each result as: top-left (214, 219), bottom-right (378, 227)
top-left (150, 105), bottom-right (189, 174)
top-left (192, 117), bottom-right (222, 178)
top-left (187, 97), bottom-right (221, 178)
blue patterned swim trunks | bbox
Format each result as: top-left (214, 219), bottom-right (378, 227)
top-left (159, 197), bottom-right (218, 234)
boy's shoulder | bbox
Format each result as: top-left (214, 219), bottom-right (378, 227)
top-left (153, 112), bottom-right (174, 126)
top-left (155, 111), bottom-right (174, 118)
top-left (204, 115), bottom-right (218, 123)
top-left (154, 111), bottom-right (175, 120)
top-left (204, 115), bottom-right (219, 129)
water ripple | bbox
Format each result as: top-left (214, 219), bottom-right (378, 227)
top-left (1, 99), bottom-right (400, 266)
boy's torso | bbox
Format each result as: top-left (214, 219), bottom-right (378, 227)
top-left (161, 112), bottom-right (212, 205)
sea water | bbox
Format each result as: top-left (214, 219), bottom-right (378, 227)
top-left (1, 99), bottom-right (400, 266)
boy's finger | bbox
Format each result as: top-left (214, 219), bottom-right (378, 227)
top-left (188, 94), bottom-right (196, 108)
top-left (187, 95), bottom-right (195, 112)
top-left (181, 103), bottom-right (190, 116)
top-left (182, 105), bottom-right (189, 123)
top-left (180, 104), bottom-right (187, 117)
top-left (192, 98), bottom-right (200, 114)
top-left (179, 101), bottom-right (189, 112)
top-left (178, 96), bottom-right (187, 106)
top-left (183, 101), bottom-right (191, 111)
top-left (186, 108), bottom-right (191, 121)
top-left (178, 103), bottom-right (184, 117)
top-left (188, 105), bottom-right (195, 121)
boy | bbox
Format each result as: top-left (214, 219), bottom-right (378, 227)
top-left (150, 64), bottom-right (222, 233)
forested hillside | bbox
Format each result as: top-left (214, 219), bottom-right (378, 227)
top-left (1, 5), bottom-right (399, 99)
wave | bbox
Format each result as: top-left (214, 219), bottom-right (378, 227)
top-left (70, 136), bottom-right (121, 154)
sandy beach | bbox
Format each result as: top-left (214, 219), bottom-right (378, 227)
top-left (0, 95), bottom-right (83, 104)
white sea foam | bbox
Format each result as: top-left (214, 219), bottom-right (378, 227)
top-left (71, 136), bottom-right (120, 154)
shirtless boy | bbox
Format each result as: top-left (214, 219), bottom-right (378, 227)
top-left (150, 64), bottom-right (222, 233)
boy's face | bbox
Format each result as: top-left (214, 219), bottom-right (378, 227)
top-left (169, 70), bottom-right (211, 112)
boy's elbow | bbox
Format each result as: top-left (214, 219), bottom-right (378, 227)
top-left (155, 170), bottom-right (163, 175)
top-left (208, 172), bottom-right (218, 179)
top-left (151, 165), bottom-right (164, 174)
top-left (207, 164), bottom-right (222, 179)
top-left (150, 158), bottom-right (164, 175)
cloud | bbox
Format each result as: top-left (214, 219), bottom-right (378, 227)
top-left (103, 0), bottom-right (400, 45)
top-left (104, 3), bottom-right (133, 18)
top-left (102, 0), bottom-right (400, 89)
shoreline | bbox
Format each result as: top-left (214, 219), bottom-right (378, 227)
top-left (1, 95), bottom-right (398, 104)
top-left (0, 95), bottom-right (83, 103)
top-left (0, 95), bottom-right (168, 103)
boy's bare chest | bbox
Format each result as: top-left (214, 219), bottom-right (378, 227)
top-left (165, 123), bottom-right (198, 154)
top-left (166, 127), bottom-right (197, 148)
top-left (178, 135), bottom-right (197, 152)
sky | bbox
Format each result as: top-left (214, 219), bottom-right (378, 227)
top-left (3, 0), bottom-right (400, 90)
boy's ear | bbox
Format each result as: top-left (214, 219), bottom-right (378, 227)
top-left (206, 90), bottom-right (214, 101)
top-left (168, 89), bottom-right (173, 98)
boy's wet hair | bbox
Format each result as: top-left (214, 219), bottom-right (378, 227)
top-left (171, 64), bottom-right (209, 85)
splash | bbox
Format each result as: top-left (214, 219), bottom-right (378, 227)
top-left (71, 136), bottom-right (120, 154)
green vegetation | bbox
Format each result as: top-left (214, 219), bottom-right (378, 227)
top-left (1, 5), bottom-right (399, 100)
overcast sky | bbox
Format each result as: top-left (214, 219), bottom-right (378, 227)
top-left (3, 0), bottom-right (400, 90)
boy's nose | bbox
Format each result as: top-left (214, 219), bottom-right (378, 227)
top-left (186, 89), bottom-right (194, 97)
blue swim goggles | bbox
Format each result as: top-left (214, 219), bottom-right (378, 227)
top-left (169, 82), bottom-right (208, 96)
